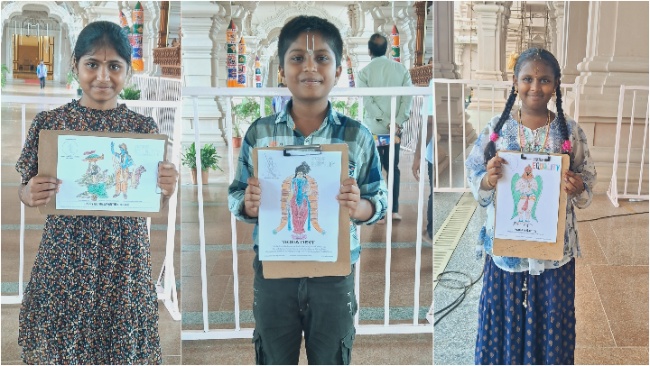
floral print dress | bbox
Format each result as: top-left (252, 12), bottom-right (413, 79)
top-left (15, 100), bottom-right (162, 364)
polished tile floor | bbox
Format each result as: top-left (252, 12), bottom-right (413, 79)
top-left (0, 81), bottom-right (181, 364)
top-left (433, 190), bottom-right (649, 365)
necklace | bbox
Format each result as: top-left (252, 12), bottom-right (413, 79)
top-left (518, 109), bottom-right (550, 152)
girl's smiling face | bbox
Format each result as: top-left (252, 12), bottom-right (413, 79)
top-left (75, 46), bottom-right (128, 110)
top-left (514, 60), bottom-right (559, 112)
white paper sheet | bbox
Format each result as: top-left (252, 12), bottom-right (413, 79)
top-left (494, 151), bottom-right (562, 243)
top-left (56, 135), bottom-right (165, 212)
top-left (257, 149), bottom-right (342, 262)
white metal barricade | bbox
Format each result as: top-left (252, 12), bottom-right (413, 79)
top-left (431, 79), bottom-right (580, 193)
top-left (181, 86), bottom-right (432, 340)
top-left (607, 85), bottom-right (650, 207)
top-left (0, 95), bottom-right (182, 321)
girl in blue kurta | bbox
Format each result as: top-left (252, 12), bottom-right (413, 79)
top-left (465, 48), bottom-right (597, 364)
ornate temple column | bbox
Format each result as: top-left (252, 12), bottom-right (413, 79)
top-left (181, 2), bottom-right (226, 144)
top-left (432, 1), bottom-right (472, 172)
top-left (547, 2), bottom-right (564, 60)
top-left (466, 1), bottom-right (511, 134)
top-left (473, 2), bottom-right (510, 81)
top-left (558, 1), bottom-right (588, 85)
top-left (570, 2), bottom-right (649, 192)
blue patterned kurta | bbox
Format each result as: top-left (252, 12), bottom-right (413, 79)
top-left (465, 115), bottom-right (597, 275)
top-left (466, 114), bottom-right (597, 365)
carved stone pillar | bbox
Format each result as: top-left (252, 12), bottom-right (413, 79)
top-left (181, 2), bottom-right (226, 145)
top-left (569, 2), bottom-right (649, 192)
top-left (432, 0), bottom-right (473, 176)
top-left (467, 2), bottom-right (511, 135)
top-left (547, 2), bottom-right (564, 59)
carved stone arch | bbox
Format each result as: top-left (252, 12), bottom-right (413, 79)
top-left (1, 1), bottom-right (80, 47)
top-left (254, 3), bottom-right (351, 39)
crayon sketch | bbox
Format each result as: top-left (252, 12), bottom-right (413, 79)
top-left (272, 162), bottom-right (325, 240)
top-left (56, 135), bottom-right (165, 213)
top-left (257, 149), bottom-right (341, 261)
top-left (494, 151), bottom-right (562, 243)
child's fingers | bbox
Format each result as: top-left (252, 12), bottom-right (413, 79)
top-left (247, 177), bottom-right (260, 187)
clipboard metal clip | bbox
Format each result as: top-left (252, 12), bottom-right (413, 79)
top-left (283, 145), bottom-right (322, 156)
top-left (520, 153), bottom-right (551, 162)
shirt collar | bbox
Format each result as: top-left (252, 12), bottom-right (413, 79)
top-left (274, 99), bottom-right (342, 128)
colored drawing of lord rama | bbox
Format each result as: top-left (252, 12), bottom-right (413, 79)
top-left (111, 141), bottom-right (133, 199)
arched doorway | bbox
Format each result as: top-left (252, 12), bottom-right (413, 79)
top-left (10, 13), bottom-right (57, 81)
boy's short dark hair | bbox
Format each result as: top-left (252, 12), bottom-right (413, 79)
top-left (368, 33), bottom-right (388, 57)
top-left (278, 15), bottom-right (343, 68)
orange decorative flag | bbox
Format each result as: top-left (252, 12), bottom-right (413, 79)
top-left (390, 24), bottom-right (400, 63)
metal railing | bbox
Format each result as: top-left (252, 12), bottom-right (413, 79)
top-left (607, 85), bottom-right (650, 207)
top-left (181, 86), bottom-right (433, 340)
top-left (0, 95), bottom-right (182, 321)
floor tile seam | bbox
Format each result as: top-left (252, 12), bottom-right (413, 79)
top-left (586, 221), bottom-right (611, 265)
top-left (586, 264), bottom-right (619, 347)
top-left (216, 274), bottom-right (234, 310)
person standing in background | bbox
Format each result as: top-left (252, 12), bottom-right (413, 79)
top-left (272, 82), bottom-right (291, 114)
top-left (36, 61), bottom-right (47, 89)
top-left (357, 33), bottom-right (413, 223)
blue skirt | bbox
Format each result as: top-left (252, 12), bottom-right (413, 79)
top-left (475, 256), bottom-right (575, 365)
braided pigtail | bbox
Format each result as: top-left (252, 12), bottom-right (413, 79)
top-left (555, 85), bottom-right (574, 170)
top-left (484, 86), bottom-right (518, 164)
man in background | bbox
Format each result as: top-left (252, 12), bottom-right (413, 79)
top-left (36, 61), bottom-right (47, 89)
top-left (357, 33), bottom-right (413, 222)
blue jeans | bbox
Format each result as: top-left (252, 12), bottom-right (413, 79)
top-left (252, 255), bottom-right (357, 365)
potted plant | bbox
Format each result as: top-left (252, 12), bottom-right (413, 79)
top-left (66, 70), bottom-right (83, 96)
top-left (119, 84), bottom-right (141, 100)
top-left (232, 118), bottom-right (243, 148)
top-left (181, 142), bottom-right (223, 184)
top-left (1, 64), bottom-right (9, 88)
top-left (66, 70), bottom-right (75, 89)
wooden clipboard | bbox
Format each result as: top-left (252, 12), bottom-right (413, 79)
top-left (493, 151), bottom-right (570, 260)
top-left (253, 143), bottom-right (351, 279)
top-left (37, 130), bottom-right (168, 218)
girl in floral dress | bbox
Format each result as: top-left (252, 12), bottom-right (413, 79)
top-left (16, 21), bottom-right (178, 364)
top-left (465, 48), bottom-right (597, 364)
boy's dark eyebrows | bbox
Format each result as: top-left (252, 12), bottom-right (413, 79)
top-left (82, 56), bottom-right (125, 64)
top-left (288, 48), bottom-right (333, 54)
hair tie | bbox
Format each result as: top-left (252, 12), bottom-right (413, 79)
top-left (562, 140), bottom-right (572, 152)
top-left (490, 132), bottom-right (499, 142)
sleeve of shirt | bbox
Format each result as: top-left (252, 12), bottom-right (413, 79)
top-left (356, 67), bottom-right (385, 120)
top-left (15, 112), bottom-right (47, 185)
top-left (465, 121), bottom-right (496, 207)
top-left (569, 122), bottom-right (597, 209)
top-left (397, 67), bottom-right (414, 126)
top-left (227, 124), bottom-right (259, 224)
top-left (352, 130), bottom-right (388, 225)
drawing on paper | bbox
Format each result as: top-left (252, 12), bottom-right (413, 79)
top-left (510, 164), bottom-right (543, 224)
top-left (76, 152), bottom-right (112, 201)
top-left (272, 161), bottom-right (326, 240)
top-left (111, 141), bottom-right (135, 199)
